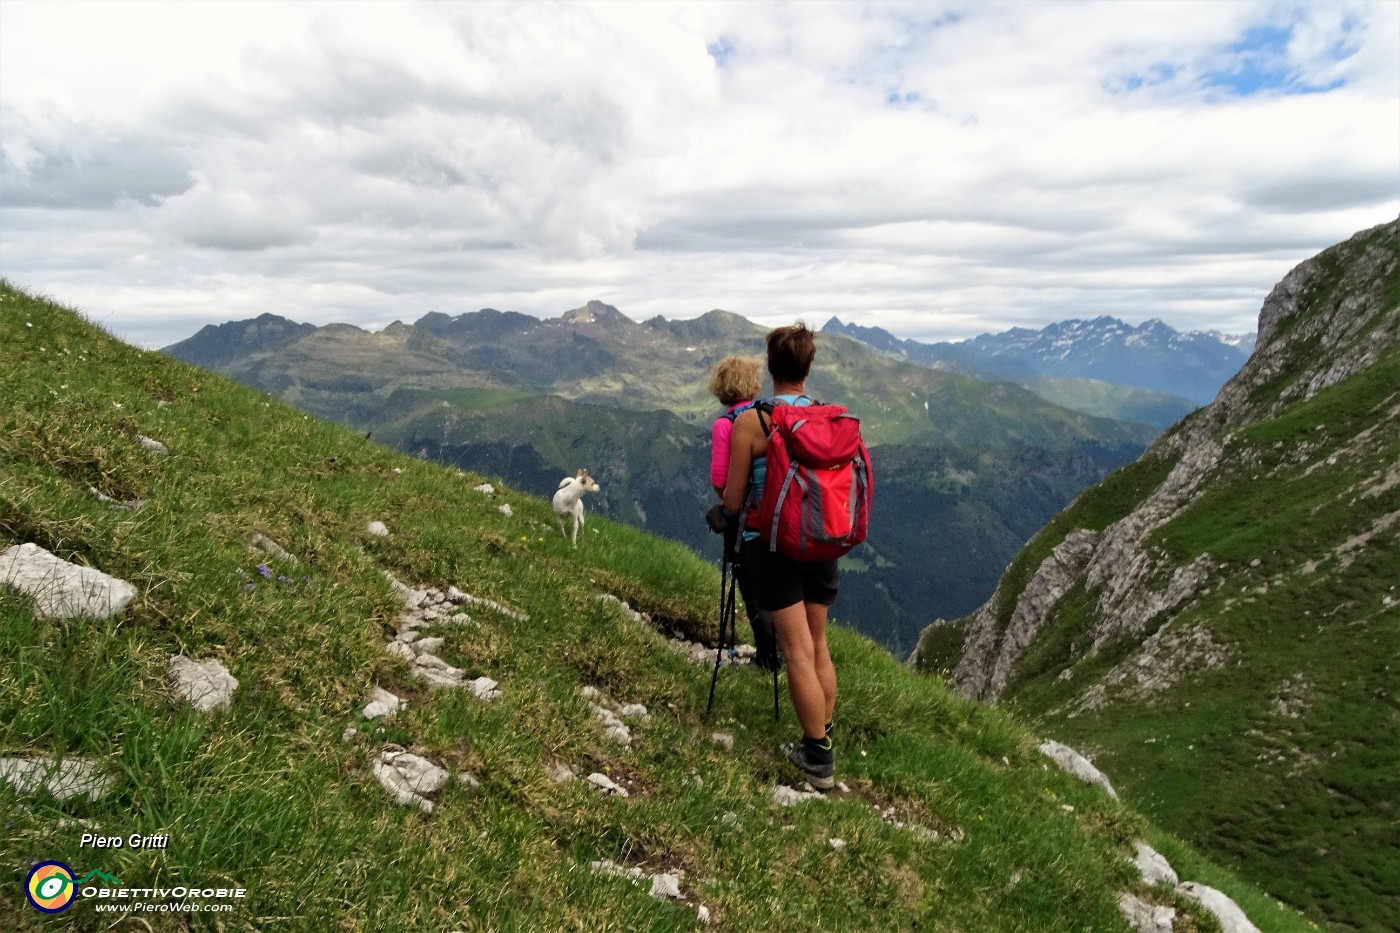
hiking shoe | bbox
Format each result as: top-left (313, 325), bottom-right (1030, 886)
top-left (785, 743), bottom-right (835, 792)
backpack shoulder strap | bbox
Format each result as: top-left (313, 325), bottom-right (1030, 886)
top-left (722, 400), bottom-right (755, 423)
top-left (753, 399), bottom-right (776, 438)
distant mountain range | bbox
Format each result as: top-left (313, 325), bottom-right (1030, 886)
top-left (164, 304), bottom-right (1157, 654)
top-left (823, 315), bottom-right (1255, 408)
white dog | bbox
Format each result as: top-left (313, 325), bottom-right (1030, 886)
top-left (552, 469), bottom-right (601, 547)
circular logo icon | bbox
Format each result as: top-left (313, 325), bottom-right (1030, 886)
top-left (26, 861), bottom-right (77, 913)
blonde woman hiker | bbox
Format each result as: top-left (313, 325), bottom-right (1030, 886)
top-left (704, 356), bottom-right (782, 673)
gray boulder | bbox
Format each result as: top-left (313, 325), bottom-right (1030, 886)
top-left (0, 543), bottom-right (137, 619)
top-left (373, 748), bottom-right (450, 814)
top-left (169, 655), bottom-right (239, 712)
top-left (1038, 740), bottom-right (1119, 799)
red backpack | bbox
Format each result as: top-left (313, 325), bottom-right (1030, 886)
top-left (745, 399), bottom-right (873, 562)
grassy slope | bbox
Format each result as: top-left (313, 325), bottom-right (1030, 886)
top-left (1, 284), bottom-right (1302, 931)
top-left (1004, 350), bottom-right (1400, 930)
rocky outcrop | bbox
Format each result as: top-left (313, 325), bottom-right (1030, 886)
top-left (919, 218), bottom-right (1399, 930)
top-left (952, 530), bottom-right (1098, 701)
top-left (931, 218), bottom-right (1400, 708)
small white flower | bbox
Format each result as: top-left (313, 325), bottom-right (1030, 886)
top-left (26, 321), bottom-right (33, 327)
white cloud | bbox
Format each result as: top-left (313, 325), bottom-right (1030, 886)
top-left (1, 0), bottom-right (1396, 348)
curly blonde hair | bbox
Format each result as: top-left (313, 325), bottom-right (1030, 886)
top-left (707, 356), bottom-right (763, 407)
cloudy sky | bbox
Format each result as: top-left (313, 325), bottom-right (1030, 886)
top-left (2, 0), bottom-right (1397, 348)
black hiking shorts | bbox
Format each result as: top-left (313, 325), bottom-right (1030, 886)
top-left (739, 538), bottom-right (838, 612)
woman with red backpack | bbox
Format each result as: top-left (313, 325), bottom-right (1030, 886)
top-left (720, 323), bottom-right (870, 791)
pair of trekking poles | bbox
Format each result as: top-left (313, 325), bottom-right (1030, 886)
top-left (706, 529), bottom-right (781, 720)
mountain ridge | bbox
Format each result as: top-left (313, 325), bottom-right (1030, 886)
top-left (912, 216), bottom-right (1400, 929)
top-left (823, 314), bottom-right (1254, 407)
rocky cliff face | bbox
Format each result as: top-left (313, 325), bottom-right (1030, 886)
top-left (911, 217), bottom-right (1400, 928)
top-left (926, 217), bottom-right (1400, 704)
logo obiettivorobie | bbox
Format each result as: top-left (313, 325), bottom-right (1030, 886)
top-left (25, 861), bottom-right (121, 913)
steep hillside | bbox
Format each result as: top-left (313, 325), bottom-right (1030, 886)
top-left (912, 218), bottom-right (1400, 930)
top-left (0, 282), bottom-right (1308, 931)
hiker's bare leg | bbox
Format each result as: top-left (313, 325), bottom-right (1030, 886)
top-left (806, 602), bottom-right (835, 725)
top-left (772, 600), bottom-right (826, 738)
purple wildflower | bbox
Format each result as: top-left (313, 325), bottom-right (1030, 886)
top-left (257, 564), bottom-right (273, 579)
top-left (277, 575), bottom-right (294, 584)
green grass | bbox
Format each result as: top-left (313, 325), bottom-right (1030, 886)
top-left (0, 282), bottom-right (1302, 931)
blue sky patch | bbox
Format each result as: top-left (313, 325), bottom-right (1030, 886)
top-left (1108, 18), bottom-right (1359, 99)
top-left (707, 36), bottom-right (735, 67)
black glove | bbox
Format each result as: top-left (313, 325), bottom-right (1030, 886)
top-left (705, 504), bottom-right (729, 534)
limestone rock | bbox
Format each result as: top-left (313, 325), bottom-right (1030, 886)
top-left (546, 763), bottom-right (576, 784)
top-left (137, 435), bottom-right (169, 455)
top-left (0, 543), bottom-right (138, 619)
top-left (649, 873), bottom-right (682, 899)
top-left (89, 487), bottom-right (142, 511)
top-left (412, 636), bottom-right (445, 656)
top-left (1132, 842), bottom-right (1178, 887)
top-left (169, 655), bottom-right (239, 712)
top-left (248, 533), bottom-right (297, 564)
top-left (458, 592), bottom-right (528, 622)
top-left (710, 733), bottom-right (734, 752)
top-left (474, 483), bottom-right (495, 494)
top-left (470, 676), bottom-right (502, 701)
top-left (386, 641), bottom-right (416, 662)
top-left (366, 521), bottom-right (389, 537)
top-left (586, 772), bottom-right (629, 797)
top-left (952, 529), bottom-right (1099, 701)
top-left (0, 756), bottom-right (112, 801)
top-left (382, 749), bottom-right (449, 795)
top-left (1177, 883), bottom-right (1260, 933)
top-left (1038, 740), bottom-right (1118, 799)
top-left (1118, 893), bottom-right (1175, 933)
top-left (498, 503), bottom-right (513, 518)
top-left (373, 747), bottom-right (450, 814)
top-left (771, 785), bottom-right (823, 807)
top-left (618, 703), bottom-right (650, 722)
top-left (371, 760), bottom-right (433, 814)
top-left (363, 687), bottom-right (403, 720)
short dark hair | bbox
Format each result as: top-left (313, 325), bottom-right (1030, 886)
top-left (766, 322), bottom-right (816, 383)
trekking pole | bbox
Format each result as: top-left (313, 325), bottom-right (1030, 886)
top-left (773, 659), bottom-right (780, 721)
top-left (706, 551), bottom-right (734, 715)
